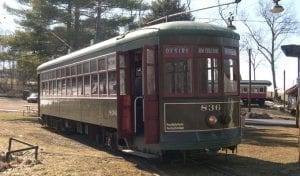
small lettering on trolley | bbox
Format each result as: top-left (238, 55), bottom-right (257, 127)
top-left (163, 45), bottom-right (193, 58)
top-left (198, 47), bottom-right (219, 54)
top-left (165, 47), bottom-right (189, 54)
top-left (224, 48), bottom-right (237, 56)
top-left (166, 123), bottom-right (184, 130)
top-left (200, 104), bottom-right (221, 111)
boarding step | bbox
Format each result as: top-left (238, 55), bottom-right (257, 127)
top-left (121, 149), bottom-right (158, 159)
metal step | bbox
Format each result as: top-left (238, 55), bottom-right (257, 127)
top-left (121, 149), bottom-right (158, 159)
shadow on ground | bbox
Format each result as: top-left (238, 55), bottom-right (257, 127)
top-left (151, 152), bottom-right (300, 176)
top-left (243, 126), bottom-right (298, 148)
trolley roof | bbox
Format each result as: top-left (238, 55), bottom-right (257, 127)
top-left (37, 21), bottom-right (239, 73)
top-left (240, 80), bottom-right (272, 86)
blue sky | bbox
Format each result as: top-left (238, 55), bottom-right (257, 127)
top-left (1, 0), bottom-right (300, 92)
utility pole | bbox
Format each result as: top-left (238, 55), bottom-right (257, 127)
top-left (248, 49), bottom-right (252, 112)
top-left (283, 70), bottom-right (286, 111)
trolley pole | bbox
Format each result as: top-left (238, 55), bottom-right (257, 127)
top-left (248, 49), bottom-right (252, 112)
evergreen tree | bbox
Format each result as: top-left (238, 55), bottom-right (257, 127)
top-left (1, 0), bottom-right (148, 84)
top-left (142, 0), bottom-right (194, 25)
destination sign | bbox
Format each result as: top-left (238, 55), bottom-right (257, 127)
top-left (197, 46), bottom-right (220, 57)
top-left (163, 45), bottom-right (193, 58)
top-left (224, 47), bottom-right (237, 57)
top-left (198, 47), bottom-right (219, 54)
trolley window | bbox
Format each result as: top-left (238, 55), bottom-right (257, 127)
top-left (98, 57), bottom-right (106, 71)
top-left (108, 71), bottom-right (117, 95)
top-left (83, 62), bottom-right (89, 74)
top-left (146, 48), bottom-right (156, 95)
top-left (71, 65), bottom-right (76, 75)
top-left (84, 75), bottom-right (91, 96)
top-left (66, 78), bottom-right (72, 95)
top-left (223, 47), bottom-right (238, 95)
top-left (53, 80), bottom-right (57, 96)
top-left (57, 79), bottom-right (62, 96)
top-left (61, 79), bottom-right (66, 95)
top-left (49, 81), bottom-right (53, 96)
top-left (77, 76), bottom-right (83, 96)
top-left (259, 87), bottom-right (264, 93)
top-left (71, 77), bottom-right (77, 96)
top-left (66, 67), bottom-right (70, 76)
top-left (197, 46), bottom-right (221, 96)
top-left (163, 45), bottom-right (193, 96)
top-left (77, 64), bottom-right (82, 74)
top-left (119, 54), bottom-right (128, 95)
top-left (56, 69), bottom-right (61, 78)
top-left (90, 60), bottom-right (97, 72)
top-left (61, 68), bottom-right (66, 77)
top-left (99, 73), bottom-right (107, 95)
top-left (91, 74), bottom-right (98, 95)
top-left (200, 58), bottom-right (220, 94)
top-left (165, 59), bottom-right (192, 95)
top-left (108, 55), bottom-right (116, 70)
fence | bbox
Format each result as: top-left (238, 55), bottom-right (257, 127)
top-left (5, 138), bottom-right (39, 162)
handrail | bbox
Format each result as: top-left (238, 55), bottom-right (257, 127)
top-left (134, 96), bottom-right (143, 133)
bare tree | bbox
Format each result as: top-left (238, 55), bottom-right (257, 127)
top-left (242, 1), bottom-right (298, 99)
top-left (185, 0), bottom-right (191, 11)
top-left (240, 37), bottom-right (265, 81)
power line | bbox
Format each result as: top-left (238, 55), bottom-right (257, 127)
top-left (194, 17), bottom-right (300, 24)
top-left (146, 0), bottom-right (241, 25)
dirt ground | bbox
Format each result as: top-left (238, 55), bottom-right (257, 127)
top-left (0, 97), bottom-right (37, 111)
top-left (0, 97), bottom-right (300, 176)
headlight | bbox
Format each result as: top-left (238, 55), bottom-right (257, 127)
top-left (207, 115), bottom-right (218, 127)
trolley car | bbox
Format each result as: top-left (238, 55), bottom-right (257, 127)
top-left (37, 21), bottom-right (241, 157)
top-left (240, 80), bottom-right (272, 107)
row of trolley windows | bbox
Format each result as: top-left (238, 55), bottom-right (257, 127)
top-left (41, 73), bottom-right (117, 96)
top-left (40, 54), bottom-right (118, 97)
top-left (241, 87), bottom-right (266, 93)
top-left (165, 57), bottom-right (238, 95)
top-left (41, 55), bottom-right (116, 80)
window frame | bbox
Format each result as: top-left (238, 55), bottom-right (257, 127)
top-left (223, 46), bottom-right (239, 96)
top-left (163, 45), bottom-right (194, 97)
top-left (196, 46), bottom-right (222, 97)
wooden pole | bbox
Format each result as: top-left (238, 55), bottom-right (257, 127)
top-left (248, 49), bottom-right (252, 112)
top-left (284, 70), bottom-right (286, 110)
top-left (296, 56), bottom-right (300, 163)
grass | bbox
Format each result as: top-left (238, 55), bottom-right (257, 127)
top-left (0, 112), bottom-right (38, 121)
top-left (1, 109), bottom-right (300, 175)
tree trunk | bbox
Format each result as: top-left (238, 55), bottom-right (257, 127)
top-left (67, 2), bottom-right (72, 50)
top-left (95, 0), bottom-right (102, 43)
top-left (74, 3), bottom-right (80, 50)
top-left (271, 60), bottom-right (278, 99)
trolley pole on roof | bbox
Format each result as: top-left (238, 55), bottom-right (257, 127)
top-left (146, 0), bottom-right (242, 25)
top-left (248, 49), bottom-right (252, 112)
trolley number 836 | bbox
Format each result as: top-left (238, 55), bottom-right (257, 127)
top-left (200, 104), bottom-right (221, 112)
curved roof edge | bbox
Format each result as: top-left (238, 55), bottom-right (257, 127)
top-left (240, 80), bottom-right (272, 86)
top-left (37, 21), bottom-right (239, 73)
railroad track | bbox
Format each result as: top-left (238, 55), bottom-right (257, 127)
top-left (122, 151), bottom-right (242, 176)
top-left (122, 153), bottom-right (170, 176)
top-left (204, 162), bottom-right (241, 176)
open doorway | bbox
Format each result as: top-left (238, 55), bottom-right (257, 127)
top-left (131, 49), bottom-right (144, 135)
